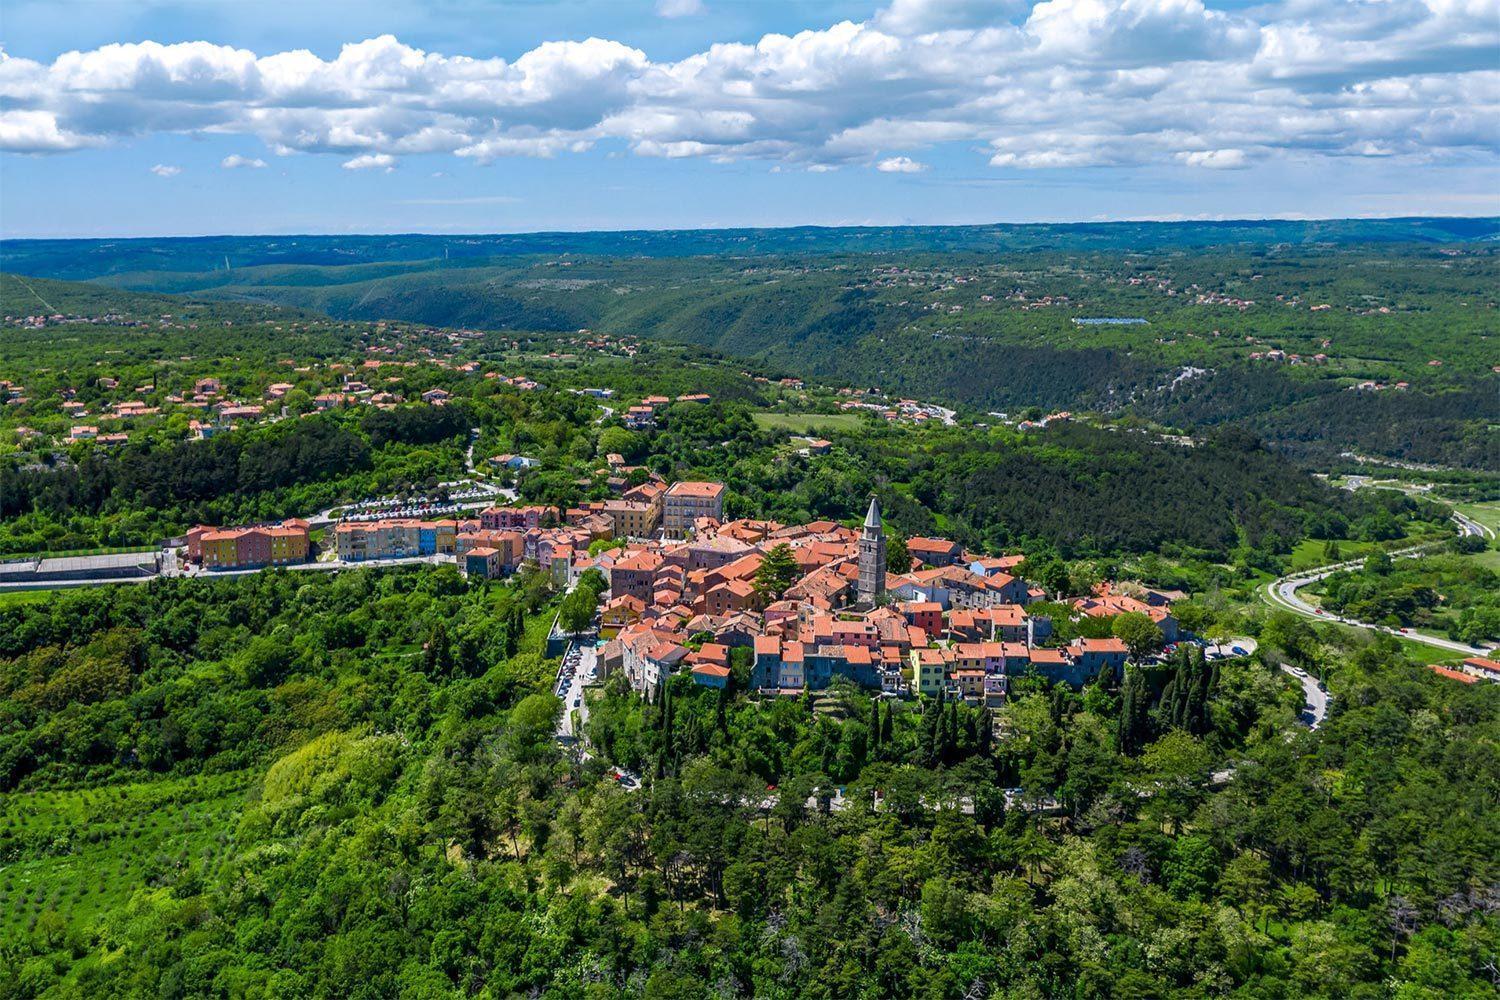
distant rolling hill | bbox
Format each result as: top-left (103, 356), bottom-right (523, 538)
top-left (2, 217), bottom-right (1496, 282)
top-left (2, 217), bottom-right (1495, 471)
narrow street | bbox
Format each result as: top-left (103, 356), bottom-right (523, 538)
top-left (555, 641), bottom-right (597, 740)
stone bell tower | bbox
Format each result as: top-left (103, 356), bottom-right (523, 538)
top-left (857, 495), bottom-right (886, 604)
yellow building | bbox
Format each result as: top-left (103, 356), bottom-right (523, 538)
top-left (602, 498), bottom-right (661, 539)
top-left (199, 533), bottom-right (240, 568)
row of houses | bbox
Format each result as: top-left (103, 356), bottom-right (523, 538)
top-left (186, 519), bottom-right (312, 570)
top-left (333, 519), bottom-right (459, 561)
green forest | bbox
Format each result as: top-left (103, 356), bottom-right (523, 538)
top-left (2, 568), bottom-right (1497, 997)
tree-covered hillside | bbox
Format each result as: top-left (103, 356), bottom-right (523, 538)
top-left (1, 566), bottom-right (1496, 997)
top-left (7, 225), bottom-right (1493, 469)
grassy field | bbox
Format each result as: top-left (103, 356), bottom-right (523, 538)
top-left (752, 412), bottom-right (865, 434)
top-left (0, 589), bottom-right (62, 608)
top-left (0, 772), bottom-right (251, 939)
top-left (1285, 526), bottom-right (1446, 573)
top-left (1288, 538), bottom-right (1384, 573)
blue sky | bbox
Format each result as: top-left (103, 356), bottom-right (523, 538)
top-left (2, 0), bottom-right (1496, 237)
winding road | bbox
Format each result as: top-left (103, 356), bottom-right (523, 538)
top-left (1280, 665), bottom-right (1330, 729)
top-left (1263, 512), bottom-right (1496, 658)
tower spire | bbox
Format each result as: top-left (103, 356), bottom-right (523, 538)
top-left (858, 494), bottom-right (886, 603)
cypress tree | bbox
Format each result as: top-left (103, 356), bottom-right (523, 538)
top-left (922, 691), bottom-right (942, 762)
top-left (1191, 657), bottom-right (1212, 735)
top-left (1159, 678), bottom-right (1178, 731)
top-left (1118, 666), bottom-right (1149, 756)
top-left (880, 702), bottom-right (894, 747)
top-left (660, 684), bottom-right (674, 758)
top-left (424, 623), bottom-right (452, 676)
top-left (944, 701), bottom-right (960, 763)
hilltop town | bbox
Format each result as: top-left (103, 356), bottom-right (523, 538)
top-left (180, 472), bottom-right (1194, 714)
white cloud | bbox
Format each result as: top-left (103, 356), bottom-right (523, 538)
top-left (1177, 148), bottom-right (1248, 169)
top-left (342, 152), bottom-right (395, 170)
top-left (876, 155), bottom-right (928, 172)
top-left (656, 0), bottom-right (705, 17)
top-left (149, 163), bottom-right (181, 177)
top-left (0, 3), bottom-right (1495, 177)
top-left (0, 110), bottom-right (97, 152)
top-left (221, 153), bottom-right (266, 168)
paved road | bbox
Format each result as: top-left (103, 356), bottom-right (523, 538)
top-left (1264, 515), bottom-right (1496, 657)
top-left (464, 427), bottom-right (481, 474)
top-left (1205, 637), bottom-right (1258, 659)
top-left (1280, 664), bottom-right (1329, 729)
top-left (1453, 508), bottom-right (1494, 541)
top-left (0, 549), bottom-right (458, 591)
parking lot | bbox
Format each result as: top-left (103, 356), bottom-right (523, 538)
top-left (554, 641), bottom-right (597, 740)
top-left (333, 480), bottom-right (514, 523)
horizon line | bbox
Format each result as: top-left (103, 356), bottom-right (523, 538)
top-left (2, 214), bottom-right (1497, 245)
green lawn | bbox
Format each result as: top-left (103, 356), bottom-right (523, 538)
top-left (1467, 547), bottom-right (1500, 572)
top-left (0, 589), bottom-right (61, 608)
top-left (1286, 520), bottom-right (1456, 573)
top-left (1288, 537), bottom-right (1381, 572)
top-left (752, 412), bottom-right (865, 434)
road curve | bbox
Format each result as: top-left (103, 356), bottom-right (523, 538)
top-left (1279, 664), bottom-right (1329, 729)
top-left (1264, 515), bottom-right (1496, 658)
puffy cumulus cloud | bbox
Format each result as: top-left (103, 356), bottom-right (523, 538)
top-left (342, 152), bottom-right (395, 170)
top-left (149, 163), bottom-right (181, 177)
top-left (876, 155), bottom-right (928, 172)
top-left (0, 109), bottom-right (97, 152)
top-left (1, 3), bottom-right (1496, 174)
top-left (221, 153), bottom-right (266, 168)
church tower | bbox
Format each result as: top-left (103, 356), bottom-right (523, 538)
top-left (857, 495), bottom-right (886, 604)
